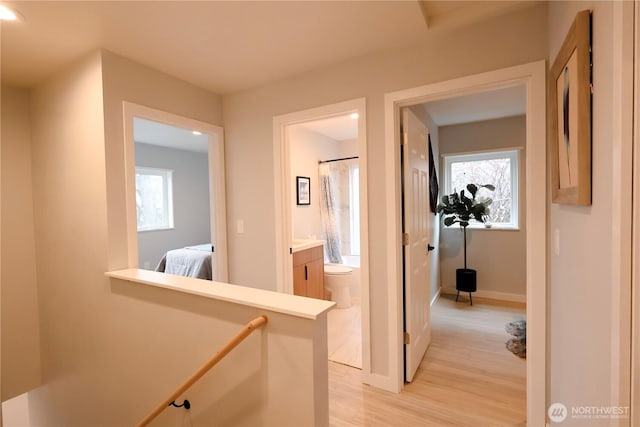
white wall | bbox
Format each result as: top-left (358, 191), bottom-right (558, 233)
top-left (135, 142), bottom-right (211, 269)
top-left (548, 1), bottom-right (632, 422)
top-left (223, 3), bottom-right (548, 379)
top-left (22, 49), bottom-right (329, 426)
top-left (2, 393), bottom-right (31, 426)
top-left (101, 49), bottom-right (224, 271)
top-left (438, 115), bottom-right (526, 298)
top-left (289, 126), bottom-right (340, 240)
top-left (27, 50), bottom-right (110, 423)
top-left (338, 139), bottom-right (358, 158)
top-left (0, 85), bottom-right (42, 401)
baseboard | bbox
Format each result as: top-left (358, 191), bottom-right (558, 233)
top-left (430, 287), bottom-right (441, 307)
top-left (361, 372), bottom-right (400, 393)
top-left (441, 286), bottom-right (526, 304)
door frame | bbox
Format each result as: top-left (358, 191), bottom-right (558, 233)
top-left (631, 1), bottom-right (639, 423)
top-left (122, 102), bottom-right (229, 281)
top-left (384, 60), bottom-right (546, 425)
top-left (273, 97), bottom-right (371, 374)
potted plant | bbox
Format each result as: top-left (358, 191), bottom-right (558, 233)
top-left (436, 183), bottom-right (494, 305)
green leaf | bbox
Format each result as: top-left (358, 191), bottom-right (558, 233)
top-left (438, 184), bottom-right (495, 228)
top-left (460, 194), bottom-right (472, 209)
top-left (466, 184), bottom-right (478, 198)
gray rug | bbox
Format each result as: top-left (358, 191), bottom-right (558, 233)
top-left (505, 319), bottom-right (526, 358)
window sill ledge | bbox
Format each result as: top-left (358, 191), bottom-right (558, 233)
top-left (137, 227), bottom-right (176, 233)
top-left (443, 225), bottom-right (520, 232)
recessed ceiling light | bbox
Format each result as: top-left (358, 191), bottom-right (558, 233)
top-left (350, 113), bottom-right (359, 120)
top-left (192, 131), bottom-right (202, 136)
top-left (0, 5), bottom-right (20, 21)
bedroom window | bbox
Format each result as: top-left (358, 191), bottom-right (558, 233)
top-left (135, 167), bottom-right (174, 232)
top-left (443, 149), bottom-right (519, 229)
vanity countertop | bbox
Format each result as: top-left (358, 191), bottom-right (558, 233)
top-left (290, 239), bottom-right (325, 253)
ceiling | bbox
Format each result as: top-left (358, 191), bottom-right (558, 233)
top-left (4, 1), bottom-right (531, 138)
top-left (418, 1), bottom-right (535, 30)
top-left (423, 84), bottom-right (526, 127)
top-left (297, 114), bottom-right (359, 142)
top-left (2, 1), bottom-right (427, 93)
top-left (134, 117), bottom-right (209, 153)
top-left (1, 1), bottom-right (537, 94)
top-left (296, 85), bottom-right (525, 140)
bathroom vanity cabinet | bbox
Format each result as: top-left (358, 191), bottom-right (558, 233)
top-left (292, 245), bottom-right (325, 299)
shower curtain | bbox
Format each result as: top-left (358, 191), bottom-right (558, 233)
top-left (319, 163), bottom-right (343, 264)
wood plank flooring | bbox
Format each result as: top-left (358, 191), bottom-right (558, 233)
top-left (327, 298), bottom-right (362, 369)
top-left (329, 294), bottom-right (526, 427)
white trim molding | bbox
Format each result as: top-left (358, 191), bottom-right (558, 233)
top-left (384, 60), bottom-right (546, 425)
top-left (430, 287), bottom-right (441, 307)
top-left (633, 1), bottom-right (640, 423)
top-left (619, 1), bottom-right (638, 425)
top-left (122, 102), bottom-right (228, 281)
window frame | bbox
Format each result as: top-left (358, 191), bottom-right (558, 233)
top-left (135, 166), bottom-right (175, 232)
top-left (442, 149), bottom-right (520, 230)
top-left (349, 164), bottom-right (360, 256)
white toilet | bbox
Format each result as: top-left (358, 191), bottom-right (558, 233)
top-left (324, 264), bottom-right (353, 308)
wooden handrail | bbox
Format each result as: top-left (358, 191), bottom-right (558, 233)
top-left (137, 315), bottom-right (268, 427)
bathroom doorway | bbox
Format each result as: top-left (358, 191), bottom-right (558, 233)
top-left (273, 98), bottom-right (369, 372)
top-left (289, 115), bottom-right (362, 368)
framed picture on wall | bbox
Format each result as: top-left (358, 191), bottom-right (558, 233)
top-left (549, 9), bottom-right (592, 205)
top-left (296, 176), bottom-right (311, 205)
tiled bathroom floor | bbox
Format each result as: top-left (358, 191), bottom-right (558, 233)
top-left (327, 298), bottom-right (362, 369)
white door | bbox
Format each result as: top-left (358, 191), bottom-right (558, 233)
top-left (402, 108), bottom-right (432, 382)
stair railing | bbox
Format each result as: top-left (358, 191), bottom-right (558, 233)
top-left (137, 315), bottom-right (268, 427)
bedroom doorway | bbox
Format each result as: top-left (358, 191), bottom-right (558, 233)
top-left (384, 61), bottom-right (546, 424)
top-left (123, 103), bottom-right (229, 282)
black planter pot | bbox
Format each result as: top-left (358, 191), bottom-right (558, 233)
top-left (456, 268), bottom-right (476, 305)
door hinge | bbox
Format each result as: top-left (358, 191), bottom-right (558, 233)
top-left (404, 332), bottom-right (411, 344)
top-left (403, 233), bottom-right (409, 246)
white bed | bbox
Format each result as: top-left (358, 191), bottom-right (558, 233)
top-left (155, 244), bottom-right (214, 280)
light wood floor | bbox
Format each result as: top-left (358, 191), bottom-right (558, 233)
top-left (329, 294), bottom-right (526, 427)
top-left (327, 298), bottom-right (362, 369)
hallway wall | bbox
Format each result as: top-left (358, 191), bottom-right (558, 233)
top-left (548, 1), bottom-right (632, 421)
top-left (1, 85), bottom-right (42, 401)
top-left (223, 3), bottom-right (548, 381)
top-left (289, 126), bottom-right (340, 240)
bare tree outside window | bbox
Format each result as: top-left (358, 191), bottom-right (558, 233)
top-left (136, 167), bottom-right (174, 231)
top-left (445, 150), bottom-right (518, 228)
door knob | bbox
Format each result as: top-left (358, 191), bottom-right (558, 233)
top-left (427, 244), bottom-right (435, 252)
